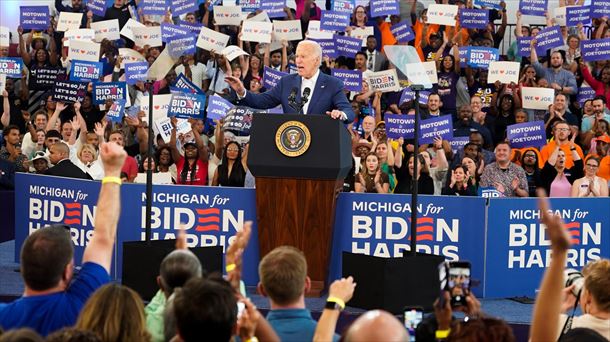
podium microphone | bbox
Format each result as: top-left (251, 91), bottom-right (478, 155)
top-left (299, 87), bottom-right (311, 114)
top-left (288, 87), bottom-right (299, 112)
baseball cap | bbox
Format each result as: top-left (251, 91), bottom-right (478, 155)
top-left (595, 134), bottom-right (610, 143)
top-left (30, 151), bottom-right (49, 163)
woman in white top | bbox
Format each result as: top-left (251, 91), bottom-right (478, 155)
top-left (71, 143), bottom-right (104, 180)
top-left (571, 157), bottom-right (609, 197)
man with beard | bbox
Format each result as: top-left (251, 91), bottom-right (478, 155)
top-left (540, 121), bottom-right (584, 169)
top-left (54, 0), bottom-right (88, 28)
top-left (422, 93), bottom-right (449, 119)
top-left (543, 94), bottom-right (579, 136)
top-left (581, 96), bottom-right (610, 133)
top-left (452, 105), bottom-right (492, 148)
top-left (519, 148), bottom-right (542, 197)
top-left (480, 142), bottom-right (529, 197)
top-left (530, 48), bottom-right (577, 96)
top-left (0, 125), bottom-right (28, 172)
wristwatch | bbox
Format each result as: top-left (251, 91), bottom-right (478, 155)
top-left (325, 300), bottom-right (343, 311)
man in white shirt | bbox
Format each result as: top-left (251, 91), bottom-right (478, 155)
top-left (176, 54), bottom-right (208, 90)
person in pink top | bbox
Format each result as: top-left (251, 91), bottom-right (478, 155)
top-left (580, 62), bottom-right (610, 110)
top-left (540, 138), bottom-right (584, 197)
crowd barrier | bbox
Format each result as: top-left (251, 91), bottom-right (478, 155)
top-left (14, 173), bottom-right (609, 298)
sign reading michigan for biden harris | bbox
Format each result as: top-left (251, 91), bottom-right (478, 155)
top-left (14, 173), bottom-right (260, 283)
top-left (328, 193), bottom-right (486, 296)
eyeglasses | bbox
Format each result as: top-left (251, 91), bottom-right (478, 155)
top-left (556, 128), bottom-right (570, 132)
top-left (226, 148), bottom-right (239, 152)
top-left (585, 164), bottom-right (599, 168)
top-left (524, 154), bottom-right (536, 158)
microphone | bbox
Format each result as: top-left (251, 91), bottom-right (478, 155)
top-left (302, 87), bottom-right (311, 105)
top-left (288, 87), bottom-right (299, 112)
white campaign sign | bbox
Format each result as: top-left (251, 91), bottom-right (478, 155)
top-left (63, 29), bottom-right (95, 47)
top-left (241, 20), bottom-right (273, 43)
top-left (132, 26), bottom-right (162, 47)
top-left (367, 69), bottom-right (401, 93)
top-left (553, 6), bottom-right (573, 26)
top-left (351, 26), bottom-right (374, 46)
top-left (154, 117), bottom-right (191, 143)
top-left (57, 12), bottom-right (83, 32)
top-left (405, 62), bottom-right (434, 87)
top-left (120, 19), bottom-right (146, 42)
top-left (0, 74), bottom-right (6, 93)
top-left (246, 11), bottom-right (270, 22)
top-left (273, 20), bottom-right (302, 41)
top-left (214, 6), bottom-right (243, 25)
top-left (422, 61), bottom-right (438, 84)
top-left (119, 48), bottom-right (147, 68)
top-left (91, 19), bottom-right (121, 42)
top-left (0, 26), bottom-right (9, 46)
top-left (426, 4), bottom-right (458, 26)
top-left (68, 40), bottom-right (101, 62)
top-left (222, 45), bottom-right (249, 61)
top-left (148, 49), bottom-right (177, 81)
top-left (488, 61), bottom-right (520, 84)
top-left (521, 87), bottom-right (555, 110)
top-left (141, 94), bottom-right (173, 123)
top-left (196, 26), bottom-right (231, 51)
top-left (306, 20), bottom-right (333, 39)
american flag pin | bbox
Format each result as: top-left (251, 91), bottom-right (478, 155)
top-left (321, 85), bottom-right (325, 89)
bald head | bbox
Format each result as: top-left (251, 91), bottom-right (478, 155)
top-left (49, 142), bottom-right (70, 164)
top-left (344, 310), bottom-right (409, 342)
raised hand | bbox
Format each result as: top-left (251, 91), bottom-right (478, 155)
top-left (99, 142), bottom-right (127, 176)
top-left (537, 189), bottom-right (570, 252)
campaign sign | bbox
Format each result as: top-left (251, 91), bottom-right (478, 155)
top-left (207, 94), bottom-right (234, 120)
top-left (580, 38), bottom-right (610, 62)
top-left (519, 0), bottom-right (547, 16)
top-left (404, 62), bottom-right (435, 88)
top-left (367, 69), bottom-right (401, 93)
top-left (91, 20), bottom-right (121, 42)
top-left (69, 40), bottom-right (101, 62)
top-left (174, 74), bottom-right (204, 95)
top-left (449, 136), bottom-right (470, 156)
top-left (179, 21), bottom-right (204, 33)
top-left (419, 115), bottom-right (453, 144)
top-left (478, 187), bottom-right (504, 198)
top-left (168, 92), bottom-right (205, 119)
top-left (161, 23), bottom-right (190, 43)
top-left (577, 83), bottom-right (596, 105)
top-left (351, 26), bottom-right (374, 47)
top-left (53, 81), bottom-right (87, 103)
top-left (332, 0), bottom-right (355, 12)
top-left (332, 69), bottom-right (362, 92)
top-left (141, 94), bottom-right (172, 123)
top-left (241, 21), bottom-right (273, 43)
top-left (422, 61), bottom-right (438, 84)
top-left (458, 46), bottom-right (469, 67)
top-left (87, 0), bottom-right (107, 17)
top-left (390, 21), bottom-right (415, 43)
top-left (0, 58), bottom-right (23, 78)
top-left (196, 26), bottom-right (230, 52)
top-left (320, 11), bottom-right (351, 31)
top-left (0, 26), bottom-right (9, 46)
top-left (385, 114), bottom-right (415, 139)
top-left (119, 48), bottom-right (147, 68)
top-left (467, 47), bottom-right (499, 69)
top-left (517, 37), bottom-right (533, 57)
top-left (591, 0), bottom-right (610, 18)
top-left (167, 33), bottom-right (197, 58)
top-left (57, 12), bottom-right (83, 32)
top-left (106, 99), bottom-right (126, 123)
top-left (30, 67), bottom-right (61, 90)
top-left (171, 0), bottom-right (198, 16)
top-left (314, 39), bottom-right (338, 59)
top-left (521, 87), bottom-right (554, 110)
top-left (507, 121), bottom-right (546, 148)
top-left (400, 88), bottom-right (431, 105)
top-left (69, 60), bottom-right (103, 82)
top-left (535, 26), bottom-right (564, 55)
top-left (487, 61), bottom-right (520, 84)
top-left (223, 106), bottom-right (255, 134)
top-left (214, 6), bottom-right (243, 26)
top-left (426, 4), bottom-right (458, 26)
top-left (261, 0), bottom-right (286, 18)
top-left (263, 66), bottom-right (288, 89)
top-left (132, 26), bottom-right (162, 47)
top-left (63, 29), bottom-right (96, 47)
top-left (328, 193), bottom-right (487, 296)
top-left (20, 6), bottom-right (50, 30)
top-left (306, 21), bottom-right (334, 39)
top-left (142, 0), bottom-right (168, 16)
top-left (93, 82), bottom-right (127, 105)
top-left (239, 0), bottom-right (261, 12)
top-left (0, 74), bottom-right (4, 93)
top-left (473, 0), bottom-right (502, 10)
top-left (369, 0), bottom-right (399, 17)
top-left (485, 197), bottom-right (610, 297)
top-left (273, 20), bottom-right (302, 41)
top-left (459, 9), bottom-right (488, 29)
top-left (125, 62), bottom-right (149, 85)
top-left (335, 34), bottom-right (362, 58)
top-left (553, 6), bottom-right (568, 26)
top-left (566, 6), bottom-right (591, 25)
top-left (222, 45), bottom-right (249, 62)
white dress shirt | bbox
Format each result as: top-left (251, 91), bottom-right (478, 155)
top-left (301, 69), bottom-right (320, 114)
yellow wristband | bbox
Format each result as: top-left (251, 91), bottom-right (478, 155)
top-left (225, 263), bottom-right (236, 272)
top-left (102, 176), bottom-right (122, 185)
top-left (435, 329), bottom-right (450, 339)
top-left (245, 337), bottom-right (258, 342)
top-left (326, 296), bottom-right (345, 310)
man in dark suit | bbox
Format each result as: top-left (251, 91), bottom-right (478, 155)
top-left (46, 142), bottom-right (93, 180)
top-left (364, 36), bottom-right (387, 72)
top-left (225, 40), bottom-right (355, 123)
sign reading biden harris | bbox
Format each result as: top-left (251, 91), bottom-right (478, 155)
top-left (167, 92), bottom-right (205, 119)
top-left (328, 193), bottom-right (487, 295)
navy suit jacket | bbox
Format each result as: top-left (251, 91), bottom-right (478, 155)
top-left (238, 72), bottom-right (355, 123)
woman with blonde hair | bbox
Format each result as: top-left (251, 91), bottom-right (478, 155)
top-left (75, 284), bottom-right (151, 342)
top-left (355, 152), bottom-right (390, 194)
top-left (71, 143), bottom-right (104, 180)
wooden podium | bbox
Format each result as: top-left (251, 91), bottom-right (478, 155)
top-left (247, 114), bottom-right (351, 295)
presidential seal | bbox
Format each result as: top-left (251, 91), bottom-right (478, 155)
top-left (275, 121), bottom-right (311, 157)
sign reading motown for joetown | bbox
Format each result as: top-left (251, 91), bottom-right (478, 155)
top-left (275, 121), bottom-right (311, 157)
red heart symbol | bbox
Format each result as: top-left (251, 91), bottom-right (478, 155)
top-left (102, 29), bottom-right (108, 32)
top-left (76, 36), bottom-right (81, 38)
top-left (210, 38), bottom-right (215, 43)
top-left (254, 29), bottom-right (259, 33)
top-left (154, 105), bottom-right (160, 110)
top-left (534, 96), bottom-right (540, 101)
top-left (283, 29), bottom-right (288, 32)
top-left (224, 13), bottom-right (229, 17)
top-left (500, 70), bottom-right (505, 74)
top-left (80, 50), bottom-right (85, 53)
top-left (439, 12), bottom-right (444, 15)
top-left (143, 35), bottom-right (149, 39)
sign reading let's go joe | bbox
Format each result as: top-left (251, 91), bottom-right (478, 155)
top-left (14, 174), bottom-right (610, 297)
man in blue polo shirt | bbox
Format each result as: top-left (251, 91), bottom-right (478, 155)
top-left (0, 142), bottom-right (127, 336)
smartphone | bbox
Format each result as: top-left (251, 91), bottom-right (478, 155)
top-left (439, 261), bottom-right (471, 307)
top-left (237, 301), bottom-right (245, 318)
top-left (403, 306), bottom-right (423, 341)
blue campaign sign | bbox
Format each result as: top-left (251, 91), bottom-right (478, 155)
top-left (178, 21), bottom-right (203, 33)
top-left (591, 0), bottom-right (610, 18)
top-left (331, 68), bottom-right (362, 92)
top-left (390, 21), bottom-right (415, 43)
top-left (385, 114), bottom-right (415, 139)
top-left (260, 0), bottom-right (286, 18)
top-left (473, 0), bottom-right (502, 10)
top-left (87, 0), bottom-right (107, 17)
top-left (399, 88), bottom-right (430, 105)
top-left (313, 39), bottom-right (338, 59)
top-left (478, 187), bottom-right (504, 197)
top-left (142, 0), bottom-right (168, 15)
top-left (506, 121), bottom-right (546, 148)
top-left (580, 38), bottom-right (610, 62)
top-left (69, 60), bottom-right (103, 82)
top-left (485, 198), bottom-right (610, 298)
top-left (93, 82), bottom-right (127, 104)
top-left (577, 83), bottom-right (596, 105)
top-left (328, 193), bottom-right (487, 296)
top-left (173, 74), bottom-right (204, 94)
top-left (458, 46), bottom-right (469, 67)
top-left (535, 26), bottom-right (564, 55)
top-left (449, 136), bottom-right (470, 156)
top-left (161, 23), bottom-right (191, 42)
top-left (125, 61), bottom-right (149, 85)
top-left (167, 33), bottom-right (197, 58)
top-left (171, 0), bottom-right (198, 15)
top-left (239, 0), bottom-right (261, 12)
top-left (20, 6), bottom-right (50, 30)
top-left (320, 11), bottom-right (351, 31)
top-left (106, 98), bottom-right (126, 123)
top-left (0, 58), bottom-right (23, 78)
top-left (332, 0), bottom-right (355, 12)
top-left (459, 8), bottom-right (488, 29)
top-left (335, 35), bottom-right (362, 58)
top-left (517, 37), bottom-right (533, 57)
top-left (53, 80), bottom-right (88, 103)
top-left (566, 6), bottom-right (591, 25)
top-left (206, 94), bottom-right (234, 120)
top-left (467, 47), bottom-right (499, 69)
top-left (168, 92), bottom-right (206, 119)
top-left (369, 0), bottom-right (399, 17)
top-left (419, 115), bottom-right (453, 144)
top-left (263, 66), bottom-right (288, 89)
top-left (519, 0), bottom-right (548, 16)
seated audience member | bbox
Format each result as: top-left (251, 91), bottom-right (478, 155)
top-left (0, 142), bottom-right (126, 336)
top-left (1, 125), bottom-right (28, 172)
top-left (71, 143), bottom-right (104, 180)
top-left (571, 157), bottom-right (609, 197)
top-left (75, 284), bottom-right (151, 342)
top-left (450, 132), bottom-right (495, 170)
top-left (0, 158), bottom-right (16, 190)
top-left (453, 105), bottom-right (493, 148)
top-left (460, 156), bottom-right (483, 190)
top-left (212, 141), bottom-right (248, 187)
top-left (360, 115), bottom-right (376, 141)
top-left (480, 142), bottom-right (529, 197)
top-left (540, 121), bottom-right (584, 169)
top-left (543, 94), bottom-right (579, 136)
top-left (29, 151), bottom-right (49, 174)
top-left (46, 328), bottom-right (102, 342)
top-left (530, 193), bottom-right (610, 341)
top-left (134, 155), bottom-right (172, 185)
top-left (402, 154), bottom-right (435, 195)
top-left (45, 142), bottom-right (93, 180)
top-left (540, 140), bottom-right (583, 197)
top-left (355, 152), bottom-right (390, 193)
top-left (519, 148), bottom-right (543, 197)
top-left (443, 165), bottom-right (477, 196)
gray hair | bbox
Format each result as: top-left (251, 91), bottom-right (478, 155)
top-left (297, 40), bottom-right (323, 67)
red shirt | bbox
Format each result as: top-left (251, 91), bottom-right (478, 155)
top-left (176, 157), bottom-right (208, 186)
top-left (121, 156), bottom-right (139, 182)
